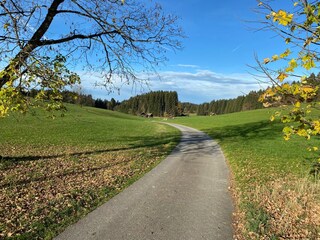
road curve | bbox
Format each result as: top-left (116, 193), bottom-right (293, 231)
top-left (55, 123), bottom-right (234, 240)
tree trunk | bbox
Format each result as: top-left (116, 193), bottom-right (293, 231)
top-left (0, 0), bottom-right (64, 89)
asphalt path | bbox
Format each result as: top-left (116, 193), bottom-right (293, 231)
top-left (55, 123), bottom-right (234, 240)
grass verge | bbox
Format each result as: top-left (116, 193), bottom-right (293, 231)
top-left (0, 105), bottom-right (180, 239)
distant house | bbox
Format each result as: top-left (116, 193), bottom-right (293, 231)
top-left (140, 112), bottom-right (153, 118)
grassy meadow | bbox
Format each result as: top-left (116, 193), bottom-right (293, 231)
top-left (1, 104), bottom-right (319, 239)
top-left (167, 108), bottom-right (320, 239)
top-left (0, 105), bottom-right (180, 239)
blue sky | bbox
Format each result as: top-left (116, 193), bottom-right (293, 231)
top-left (82, 0), bottom-right (294, 104)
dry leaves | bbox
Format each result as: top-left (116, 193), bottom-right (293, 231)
top-left (0, 144), bottom-right (165, 238)
top-left (233, 176), bottom-right (320, 239)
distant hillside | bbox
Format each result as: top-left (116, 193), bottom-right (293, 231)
top-left (115, 91), bottom-right (179, 117)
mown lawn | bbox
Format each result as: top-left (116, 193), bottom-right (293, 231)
top-left (168, 108), bottom-right (320, 239)
top-left (0, 105), bottom-right (180, 239)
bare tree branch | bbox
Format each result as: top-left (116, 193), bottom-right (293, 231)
top-left (0, 0), bottom-right (183, 93)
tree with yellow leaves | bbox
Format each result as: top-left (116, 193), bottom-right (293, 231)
top-left (257, 0), bottom-right (320, 172)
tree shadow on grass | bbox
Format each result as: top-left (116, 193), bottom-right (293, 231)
top-left (203, 120), bottom-right (284, 142)
top-left (0, 157), bottom-right (135, 188)
top-left (1, 133), bottom-right (181, 187)
top-left (0, 133), bottom-right (180, 166)
top-left (203, 120), bottom-right (320, 175)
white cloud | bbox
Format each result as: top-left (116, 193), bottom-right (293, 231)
top-left (148, 70), bottom-right (268, 103)
top-left (77, 69), bottom-right (269, 104)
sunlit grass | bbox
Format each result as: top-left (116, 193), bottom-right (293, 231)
top-left (0, 105), bottom-right (180, 239)
top-left (167, 108), bottom-right (320, 239)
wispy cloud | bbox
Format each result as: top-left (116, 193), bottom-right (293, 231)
top-left (177, 64), bottom-right (200, 68)
top-left (231, 44), bottom-right (241, 53)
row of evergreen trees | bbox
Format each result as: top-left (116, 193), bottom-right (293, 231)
top-left (196, 90), bottom-right (264, 116)
top-left (60, 91), bottom-right (120, 110)
top-left (26, 89), bottom-right (120, 111)
top-left (94, 98), bottom-right (120, 110)
top-left (115, 91), bottom-right (179, 117)
top-left (113, 90), bottom-right (263, 117)
top-left (179, 102), bottom-right (198, 115)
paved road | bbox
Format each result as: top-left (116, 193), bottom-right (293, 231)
top-left (55, 123), bottom-right (234, 240)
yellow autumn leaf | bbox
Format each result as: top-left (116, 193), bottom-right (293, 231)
top-left (295, 101), bottom-right (301, 108)
top-left (282, 83), bottom-right (291, 91)
top-left (279, 49), bottom-right (291, 58)
top-left (302, 59), bottom-right (316, 70)
top-left (285, 67), bottom-right (292, 72)
top-left (272, 10), bottom-right (294, 26)
top-left (302, 54), bottom-right (310, 62)
top-left (275, 111), bottom-right (281, 117)
top-left (272, 55), bottom-right (279, 61)
top-left (3, 23), bottom-right (9, 30)
top-left (264, 58), bottom-right (270, 64)
top-left (263, 102), bottom-right (272, 107)
top-left (302, 85), bottom-right (315, 93)
top-left (292, 86), bottom-right (301, 95)
top-left (301, 76), bottom-right (308, 84)
top-left (270, 115), bottom-right (275, 121)
top-left (277, 72), bottom-right (288, 82)
top-left (285, 59), bottom-right (297, 72)
top-left (313, 147), bottom-right (318, 151)
top-left (289, 58), bottom-right (297, 68)
top-left (297, 129), bottom-right (309, 138)
top-left (304, 37), bottom-right (313, 47)
top-left (283, 126), bottom-right (292, 134)
top-left (265, 88), bottom-right (276, 96)
top-left (313, 120), bottom-right (320, 133)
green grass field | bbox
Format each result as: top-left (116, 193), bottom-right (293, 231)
top-left (169, 109), bottom-right (317, 178)
top-left (0, 105), bottom-right (180, 239)
top-left (1, 105), bottom-right (319, 239)
top-left (167, 108), bottom-right (320, 239)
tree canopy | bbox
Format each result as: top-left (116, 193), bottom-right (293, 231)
top-left (0, 0), bottom-right (183, 117)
